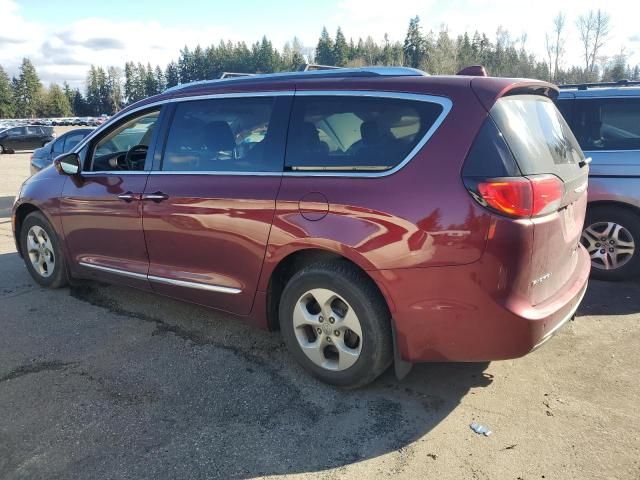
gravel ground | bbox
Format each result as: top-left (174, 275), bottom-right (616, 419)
top-left (0, 139), bottom-right (639, 479)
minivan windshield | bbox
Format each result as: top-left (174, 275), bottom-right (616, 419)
top-left (490, 95), bottom-right (585, 181)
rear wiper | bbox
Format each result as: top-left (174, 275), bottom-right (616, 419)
top-left (578, 156), bottom-right (592, 168)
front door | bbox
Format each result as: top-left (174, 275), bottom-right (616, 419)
top-left (141, 94), bottom-right (291, 314)
top-left (60, 108), bottom-right (162, 290)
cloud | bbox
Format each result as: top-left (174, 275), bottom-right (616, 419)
top-left (57, 31), bottom-right (126, 50)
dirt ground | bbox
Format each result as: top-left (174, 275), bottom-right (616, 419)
top-left (0, 133), bottom-right (639, 479)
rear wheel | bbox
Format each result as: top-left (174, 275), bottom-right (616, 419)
top-left (279, 261), bottom-right (392, 388)
top-left (20, 212), bottom-right (68, 288)
top-left (0, 144), bottom-right (4, 154)
top-left (581, 206), bottom-right (640, 281)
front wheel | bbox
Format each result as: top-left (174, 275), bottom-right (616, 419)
top-left (581, 206), bottom-right (640, 281)
top-left (279, 261), bottom-right (392, 388)
top-left (20, 212), bottom-right (68, 288)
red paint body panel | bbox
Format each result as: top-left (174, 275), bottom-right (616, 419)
top-left (142, 174), bottom-right (281, 315)
top-left (59, 173), bottom-right (152, 290)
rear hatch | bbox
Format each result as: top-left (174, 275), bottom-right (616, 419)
top-left (464, 93), bottom-right (589, 305)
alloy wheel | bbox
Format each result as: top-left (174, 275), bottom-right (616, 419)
top-left (293, 288), bottom-right (363, 371)
top-left (26, 225), bottom-right (55, 278)
top-left (581, 221), bottom-right (636, 271)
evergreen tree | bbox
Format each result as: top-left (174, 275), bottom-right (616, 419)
top-left (165, 61), bottom-right (180, 88)
top-left (316, 27), bottom-right (334, 65)
top-left (14, 58), bottom-right (42, 118)
top-left (154, 65), bottom-right (166, 92)
top-left (0, 65), bottom-right (14, 118)
top-left (144, 63), bottom-right (158, 96)
top-left (41, 83), bottom-right (72, 117)
top-left (333, 27), bottom-right (349, 66)
top-left (403, 16), bottom-right (427, 68)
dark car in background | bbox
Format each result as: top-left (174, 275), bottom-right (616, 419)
top-left (12, 67), bottom-right (590, 387)
top-left (0, 125), bottom-right (55, 154)
top-left (30, 128), bottom-right (93, 175)
top-left (557, 81), bottom-right (640, 280)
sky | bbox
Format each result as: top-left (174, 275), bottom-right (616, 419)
top-left (1, 0), bottom-right (639, 88)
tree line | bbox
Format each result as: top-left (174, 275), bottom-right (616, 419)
top-left (1, 10), bottom-right (638, 119)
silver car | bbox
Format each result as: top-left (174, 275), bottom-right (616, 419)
top-left (557, 81), bottom-right (640, 280)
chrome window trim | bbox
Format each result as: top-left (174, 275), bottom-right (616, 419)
top-left (82, 171), bottom-right (150, 176)
top-left (79, 261), bottom-right (242, 294)
top-left (72, 89), bottom-right (452, 179)
top-left (285, 90), bottom-right (452, 178)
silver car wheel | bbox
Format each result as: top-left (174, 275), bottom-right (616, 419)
top-left (26, 225), bottom-right (55, 278)
top-left (292, 288), bottom-right (363, 371)
top-left (582, 221), bottom-right (636, 271)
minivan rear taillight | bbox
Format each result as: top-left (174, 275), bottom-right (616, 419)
top-left (474, 174), bottom-right (563, 218)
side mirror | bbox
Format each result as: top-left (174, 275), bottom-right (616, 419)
top-left (54, 152), bottom-right (81, 175)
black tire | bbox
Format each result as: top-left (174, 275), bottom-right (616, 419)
top-left (583, 206), bottom-right (640, 281)
top-left (0, 144), bottom-right (4, 154)
top-left (279, 261), bottom-right (393, 388)
top-left (20, 211), bottom-right (68, 288)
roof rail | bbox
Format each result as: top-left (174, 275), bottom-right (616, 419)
top-left (558, 79), bottom-right (640, 90)
top-left (298, 64), bottom-right (342, 71)
top-left (219, 72), bottom-right (255, 79)
top-left (163, 66), bottom-right (427, 93)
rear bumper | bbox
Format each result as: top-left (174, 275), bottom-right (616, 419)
top-left (369, 244), bottom-right (591, 363)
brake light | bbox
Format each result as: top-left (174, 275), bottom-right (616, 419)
top-left (475, 174), bottom-right (562, 218)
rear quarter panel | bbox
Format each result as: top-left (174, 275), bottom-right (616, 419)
top-left (258, 80), bottom-right (492, 291)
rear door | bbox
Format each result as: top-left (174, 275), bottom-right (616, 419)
top-left (141, 93), bottom-right (292, 315)
top-left (489, 94), bottom-right (588, 304)
top-left (24, 126), bottom-right (42, 149)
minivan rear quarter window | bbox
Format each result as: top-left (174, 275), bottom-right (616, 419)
top-left (285, 95), bottom-right (444, 172)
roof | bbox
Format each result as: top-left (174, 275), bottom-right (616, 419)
top-left (163, 66), bottom-right (429, 94)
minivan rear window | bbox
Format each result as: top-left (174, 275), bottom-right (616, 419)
top-left (490, 95), bottom-right (584, 181)
top-left (285, 95), bottom-right (444, 172)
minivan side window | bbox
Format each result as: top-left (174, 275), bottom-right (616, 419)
top-left (161, 96), bottom-right (285, 173)
top-left (285, 95), bottom-right (444, 172)
top-left (89, 109), bottom-right (160, 172)
top-left (574, 98), bottom-right (640, 151)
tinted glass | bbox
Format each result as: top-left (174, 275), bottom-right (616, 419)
top-left (490, 95), bottom-right (584, 181)
top-left (574, 98), bottom-right (640, 151)
top-left (26, 126), bottom-right (40, 135)
top-left (52, 138), bottom-right (65, 154)
top-left (162, 97), bottom-right (281, 172)
top-left (91, 109), bottom-right (159, 171)
top-left (285, 96), bottom-right (444, 172)
top-left (63, 132), bottom-right (87, 152)
top-left (556, 98), bottom-right (573, 125)
top-left (8, 127), bottom-right (24, 136)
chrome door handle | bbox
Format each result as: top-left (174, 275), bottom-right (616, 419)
top-left (117, 192), bottom-right (137, 202)
top-left (142, 192), bottom-right (169, 202)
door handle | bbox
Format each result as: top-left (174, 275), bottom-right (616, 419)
top-left (142, 192), bottom-right (169, 202)
top-left (117, 192), bottom-right (137, 202)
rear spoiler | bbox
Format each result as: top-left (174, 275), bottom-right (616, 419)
top-left (470, 77), bottom-right (559, 112)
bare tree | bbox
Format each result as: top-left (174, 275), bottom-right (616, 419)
top-left (577, 9), bottom-right (611, 77)
top-left (545, 13), bottom-right (566, 82)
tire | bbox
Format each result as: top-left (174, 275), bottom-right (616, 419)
top-left (20, 211), bottom-right (68, 288)
top-left (279, 261), bottom-right (392, 388)
top-left (582, 206), bottom-right (640, 281)
top-left (0, 144), bottom-right (4, 154)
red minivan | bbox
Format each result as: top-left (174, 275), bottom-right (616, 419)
top-left (12, 67), bottom-right (590, 387)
